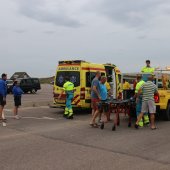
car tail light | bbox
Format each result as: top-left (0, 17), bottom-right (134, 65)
top-left (154, 94), bottom-right (159, 103)
top-left (80, 87), bottom-right (85, 99)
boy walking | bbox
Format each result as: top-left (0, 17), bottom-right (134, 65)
top-left (12, 81), bottom-right (24, 119)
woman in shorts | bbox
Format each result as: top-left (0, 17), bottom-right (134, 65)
top-left (12, 81), bottom-right (24, 119)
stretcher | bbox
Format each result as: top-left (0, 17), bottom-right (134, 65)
top-left (99, 98), bottom-right (135, 131)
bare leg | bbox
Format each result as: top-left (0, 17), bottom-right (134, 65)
top-left (91, 109), bottom-right (94, 117)
top-left (150, 113), bottom-right (156, 129)
top-left (103, 112), bottom-right (108, 123)
top-left (90, 109), bottom-right (99, 124)
top-left (14, 106), bottom-right (17, 116)
top-left (98, 111), bottom-right (102, 122)
top-left (2, 111), bottom-right (5, 119)
top-left (136, 112), bottom-right (144, 125)
top-left (0, 106), bottom-right (4, 119)
top-left (14, 106), bottom-right (19, 116)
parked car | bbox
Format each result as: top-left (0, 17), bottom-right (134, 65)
top-left (16, 78), bottom-right (41, 94)
top-left (6, 79), bottom-right (14, 93)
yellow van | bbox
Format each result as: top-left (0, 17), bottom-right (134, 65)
top-left (53, 60), bottom-right (122, 109)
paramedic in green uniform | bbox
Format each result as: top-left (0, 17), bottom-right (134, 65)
top-left (135, 75), bottom-right (150, 127)
top-left (58, 76), bottom-right (74, 119)
top-left (141, 60), bottom-right (155, 73)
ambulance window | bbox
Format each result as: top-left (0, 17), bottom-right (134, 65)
top-left (56, 71), bottom-right (80, 87)
top-left (86, 72), bottom-right (96, 87)
top-left (69, 72), bottom-right (80, 87)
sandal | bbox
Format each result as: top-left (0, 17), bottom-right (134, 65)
top-left (135, 124), bottom-right (139, 129)
top-left (151, 127), bottom-right (157, 130)
top-left (89, 123), bottom-right (99, 128)
top-left (2, 119), bottom-right (7, 123)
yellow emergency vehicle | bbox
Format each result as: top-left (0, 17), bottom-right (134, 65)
top-left (122, 72), bottom-right (170, 121)
top-left (53, 60), bottom-right (122, 109)
top-left (154, 72), bottom-right (170, 120)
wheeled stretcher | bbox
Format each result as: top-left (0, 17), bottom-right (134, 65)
top-left (99, 99), bottom-right (135, 131)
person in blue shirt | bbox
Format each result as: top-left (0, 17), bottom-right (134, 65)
top-left (0, 73), bottom-right (7, 125)
top-left (90, 76), bottom-right (109, 128)
top-left (99, 77), bottom-right (108, 101)
top-left (90, 71), bottom-right (101, 127)
top-left (12, 81), bottom-right (24, 119)
top-left (98, 76), bottom-right (110, 129)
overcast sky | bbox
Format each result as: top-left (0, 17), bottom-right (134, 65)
top-left (0, 0), bottom-right (170, 78)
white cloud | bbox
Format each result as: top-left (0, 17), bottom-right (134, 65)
top-left (89, 0), bottom-right (170, 28)
top-left (1, 0), bottom-right (170, 77)
top-left (15, 0), bottom-right (86, 27)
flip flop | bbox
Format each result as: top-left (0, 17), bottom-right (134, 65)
top-left (134, 124), bottom-right (139, 129)
top-left (89, 123), bottom-right (99, 128)
top-left (151, 127), bottom-right (157, 130)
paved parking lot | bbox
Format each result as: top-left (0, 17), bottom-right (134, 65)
top-left (1, 84), bottom-right (170, 170)
top-left (5, 84), bottom-right (53, 109)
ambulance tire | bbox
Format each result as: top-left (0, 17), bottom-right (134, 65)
top-left (164, 103), bottom-right (170, 121)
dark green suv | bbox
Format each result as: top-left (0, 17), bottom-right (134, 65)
top-left (17, 78), bottom-right (41, 94)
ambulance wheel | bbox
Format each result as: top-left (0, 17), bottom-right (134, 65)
top-left (112, 125), bottom-right (116, 131)
top-left (100, 123), bottom-right (104, 130)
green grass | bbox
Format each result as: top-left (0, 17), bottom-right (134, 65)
top-left (39, 76), bottom-right (55, 84)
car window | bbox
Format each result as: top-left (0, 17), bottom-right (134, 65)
top-left (32, 79), bottom-right (39, 84)
top-left (20, 79), bottom-right (32, 85)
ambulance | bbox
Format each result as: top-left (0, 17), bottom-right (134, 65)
top-left (53, 60), bottom-right (122, 109)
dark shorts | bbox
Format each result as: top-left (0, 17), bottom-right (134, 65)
top-left (98, 100), bottom-right (109, 113)
top-left (0, 95), bottom-right (6, 106)
top-left (14, 96), bottom-right (21, 107)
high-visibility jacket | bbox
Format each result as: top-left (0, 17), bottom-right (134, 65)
top-left (63, 81), bottom-right (74, 92)
top-left (141, 66), bottom-right (155, 73)
top-left (105, 82), bottom-right (111, 91)
top-left (135, 80), bottom-right (145, 93)
top-left (123, 81), bottom-right (131, 90)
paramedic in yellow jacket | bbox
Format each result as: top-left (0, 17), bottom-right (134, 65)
top-left (135, 75), bottom-right (150, 127)
top-left (141, 60), bottom-right (155, 73)
top-left (58, 76), bottom-right (74, 119)
top-left (123, 79), bottom-right (131, 90)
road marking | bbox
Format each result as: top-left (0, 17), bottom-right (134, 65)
top-left (4, 106), bottom-right (50, 112)
top-left (4, 115), bottom-right (58, 120)
top-left (43, 116), bottom-right (57, 120)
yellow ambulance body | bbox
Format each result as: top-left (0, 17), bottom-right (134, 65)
top-left (53, 60), bottom-right (122, 109)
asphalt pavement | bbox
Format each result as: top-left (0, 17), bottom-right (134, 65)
top-left (1, 84), bottom-right (170, 170)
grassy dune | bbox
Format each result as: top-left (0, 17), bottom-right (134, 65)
top-left (39, 76), bottom-right (55, 84)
